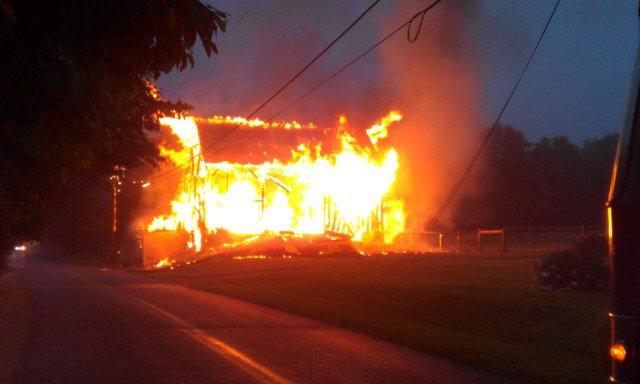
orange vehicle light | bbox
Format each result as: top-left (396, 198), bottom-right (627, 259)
top-left (610, 343), bottom-right (627, 362)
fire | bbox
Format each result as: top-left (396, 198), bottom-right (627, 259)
top-left (148, 216), bottom-right (178, 231)
top-left (366, 110), bottom-right (401, 147)
top-left (195, 116), bottom-right (317, 130)
top-left (148, 112), bottom-right (406, 253)
top-left (154, 257), bottom-right (173, 268)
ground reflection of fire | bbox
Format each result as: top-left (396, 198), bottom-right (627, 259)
top-left (146, 111), bottom-right (406, 259)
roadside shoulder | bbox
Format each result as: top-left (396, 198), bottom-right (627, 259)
top-left (0, 271), bottom-right (32, 382)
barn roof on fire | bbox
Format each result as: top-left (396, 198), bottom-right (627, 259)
top-left (195, 116), bottom-right (344, 163)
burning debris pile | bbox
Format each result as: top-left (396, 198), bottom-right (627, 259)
top-left (144, 111), bottom-right (406, 266)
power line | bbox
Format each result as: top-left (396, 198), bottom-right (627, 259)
top-left (151, 0), bottom-right (445, 182)
top-left (220, 0), bottom-right (261, 46)
top-left (201, 0), bottom-right (383, 153)
top-left (243, 0), bottom-right (382, 121)
top-left (266, 0), bottom-right (443, 122)
top-left (150, 0), bottom-right (382, 182)
top-left (366, 0), bottom-right (562, 290)
top-left (205, 0), bottom-right (444, 161)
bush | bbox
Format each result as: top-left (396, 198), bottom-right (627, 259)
top-left (535, 234), bottom-right (608, 291)
top-left (574, 233), bottom-right (608, 264)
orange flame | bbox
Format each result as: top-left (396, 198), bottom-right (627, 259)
top-left (195, 116), bottom-right (317, 130)
top-left (366, 110), bottom-right (401, 147)
top-left (149, 113), bottom-right (406, 251)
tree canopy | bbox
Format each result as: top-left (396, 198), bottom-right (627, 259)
top-left (451, 125), bottom-right (618, 229)
top-left (0, 0), bottom-right (227, 256)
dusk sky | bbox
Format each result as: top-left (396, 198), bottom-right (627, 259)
top-left (158, 0), bottom-right (638, 143)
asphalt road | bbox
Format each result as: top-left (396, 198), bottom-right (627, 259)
top-left (9, 265), bottom-right (514, 384)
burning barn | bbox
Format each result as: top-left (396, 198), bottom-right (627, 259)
top-left (142, 112), bottom-right (406, 267)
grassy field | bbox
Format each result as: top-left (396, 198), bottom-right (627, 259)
top-left (0, 272), bottom-right (31, 382)
top-left (151, 252), bottom-right (608, 384)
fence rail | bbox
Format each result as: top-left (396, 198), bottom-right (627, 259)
top-left (393, 226), bottom-right (605, 253)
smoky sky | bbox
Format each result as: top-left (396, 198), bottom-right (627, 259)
top-left (157, 0), bottom-right (638, 143)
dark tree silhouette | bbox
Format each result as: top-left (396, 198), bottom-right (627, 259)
top-left (0, 1), bottom-right (227, 260)
top-left (452, 125), bottom-right (618, 229)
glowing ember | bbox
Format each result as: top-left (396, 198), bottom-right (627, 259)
top-left (233, 255), bottom-right (268, 260)
top-left (148, 112), bottom-right (406, 252)
top-left (154, 257), bottom-right (173, 268)
top-left (366, 110), bottom-right (401, 147)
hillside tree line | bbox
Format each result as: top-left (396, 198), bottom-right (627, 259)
top-left (452, 125), bottom-right (618, 230)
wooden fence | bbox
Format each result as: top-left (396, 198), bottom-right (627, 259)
top-left (394, 226), bottom-right (604, 253)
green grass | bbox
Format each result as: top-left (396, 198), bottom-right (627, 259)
top-left (0, 272), bottom-right (31, 382)
top-left (151, 252), bottom-right (608, 383)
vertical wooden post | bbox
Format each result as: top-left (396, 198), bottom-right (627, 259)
top-left (111, 173), bottom-right (118, 260)
top-left (110, 166), bottom-right (124, 262)
top-left (380, 199), bottom-right (385, 236)
top-left (323, 196), bottom-right (327, 232)
top-left (261, 185), bottom-right (265, 224)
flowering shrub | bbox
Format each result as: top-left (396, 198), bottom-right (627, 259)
top-left (535, 234), bottom-right (608, 291)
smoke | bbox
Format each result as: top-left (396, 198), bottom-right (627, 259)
top-left (376, 0), bottom-right (481, 230)
top-left (157, 0), bottom-right (484, 231)
top-left (160, 0), bottom-right (381, 121)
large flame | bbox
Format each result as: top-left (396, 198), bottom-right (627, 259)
top-left (148, 112), bottom-right (405, 252)
top-left (195, 116), bottom-right (317, 130)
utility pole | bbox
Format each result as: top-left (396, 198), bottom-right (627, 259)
top-left (110, 166), bottom-right (125, 262)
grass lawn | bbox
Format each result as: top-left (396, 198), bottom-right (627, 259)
top-left (151, 252), bottom-right (608, 384)
top-left (0, 271), bottom-right (31, 382)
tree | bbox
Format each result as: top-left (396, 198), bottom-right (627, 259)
top-left (528, 135), bottom-right (583, 226)
top-left (452, 125), bottom-right (533, 228)
top-left (0, 1), bottom-right (227, 260)
top-left (451, 125), bottom-right (618, 230)
top-left (579, 134), bottom-right (618, 226)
